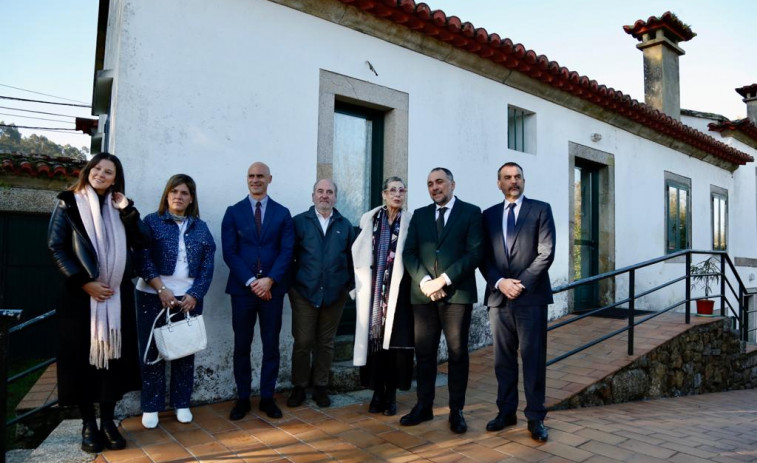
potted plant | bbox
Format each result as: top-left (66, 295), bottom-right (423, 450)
top-left (689, 256), bottom-right (720, 316)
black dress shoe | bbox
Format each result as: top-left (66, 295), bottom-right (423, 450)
top-left (287, 387), bottom-right (306, 407)
top-left (259, 398), bottom-right (283, 419)
top-left (100, 420), bottom-right (126, 450)
top-left (399, 404), bottom-right (433, 426)
top-left (486, 412), bottom-right (517, 432)
top-left (382, 400), bottom-right (397, 416)
top-left (81, 420), bottom-right (104, 454)
top-left (449, 409), bottom-right (467, 434)
top-left (229, 399), bottom-right (251, 421)
top-left (528, 419), bottom-right (549, 442)
top-left (313, 386), bottom-right (331, 407)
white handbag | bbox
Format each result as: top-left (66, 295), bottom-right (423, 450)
top-left (144, 308), bottom-right (207, 365)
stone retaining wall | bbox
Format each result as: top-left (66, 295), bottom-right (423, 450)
top-left (552, 319), bottom-right (757, 410)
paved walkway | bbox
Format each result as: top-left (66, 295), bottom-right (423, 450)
top-left (16, 312), bottom-right (757, 462)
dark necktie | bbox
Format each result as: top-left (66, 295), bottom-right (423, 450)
top-left (255, 201), bottom-right (262, 236)
top-left (506, 202), bottom-right (516, 256)
top-left (436, 206), bottom-right (447, 238)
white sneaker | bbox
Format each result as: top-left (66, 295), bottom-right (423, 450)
top-left (176, 408), bottom-right (193, 423)
top-left (142, 412), bottom-right (159, 429)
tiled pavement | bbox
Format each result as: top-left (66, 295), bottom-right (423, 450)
top-left (81, 312), bottom-right (757, 462)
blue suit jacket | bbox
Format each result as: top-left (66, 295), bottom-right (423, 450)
top-left (222, 196), bottom-right (294, 296)
top-left (481, 197), bottom-right (555, 308)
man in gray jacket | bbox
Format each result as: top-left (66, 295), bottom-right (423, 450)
top-left (287, 179), bottom-right (355, 408)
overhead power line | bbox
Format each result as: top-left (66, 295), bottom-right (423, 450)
top-left (0, 123), bottom-right (79, 133)
top-left (0, 112), bottom-right (72, 123)
top-left (0, 105), bottom-right (78, 118)
top-left (0, 83), bottom-right (89, 104)
top-left (0, 95), bottom-right (90, 108)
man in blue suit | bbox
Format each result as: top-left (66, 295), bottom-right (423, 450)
top-left (222, 162), bottom-right (294, 420)
top-left (481, 162), bottom-right (555, 441)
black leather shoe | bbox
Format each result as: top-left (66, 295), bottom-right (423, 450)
top-left (449, 409), bottom-right (467, 434)
top-left (313, 386), bottom-right (331, 407)
top-left (100, 420), bottom-right (126, 450)
top-left (368, 391), bottom-right (384, 414)
top-left (486, 412), bottom-right (517, 432)
top-left (229, 399), bottom-right (251, 421)
top-left (81, 420), bottom-right (104, 454)
top-left (383, 400), bottom-right (397, 416)
top-left (287, 387), bottom-right (306, 408)
top-left (399, 404), bottom-right (433, 426)
top-left (528, 419), bottom-right (549, 442)
top-left (259, 398), bottom-right (283, 419)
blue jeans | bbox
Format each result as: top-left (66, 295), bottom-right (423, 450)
top-left (136, 290), bottom-right (201, 412)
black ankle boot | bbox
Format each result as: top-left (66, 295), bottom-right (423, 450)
top-left (368, 390), bottom-right (384, 413)
top-left (101, 419), bottom-right (126, 450)
top-left (383, 388), bottom-right (397, 416)
top-left (81, 420), bottom-right (104, 453)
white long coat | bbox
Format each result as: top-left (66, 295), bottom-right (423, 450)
top-left (352, 206), bottom-right (412, 366)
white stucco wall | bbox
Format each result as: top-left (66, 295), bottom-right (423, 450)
top-left (101, 0), bottom-right (757, 409)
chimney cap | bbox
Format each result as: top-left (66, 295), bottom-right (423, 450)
top-left (736, 84), bottom-right (757, 101)
top-left (624, 11), bottom-right (696, 43)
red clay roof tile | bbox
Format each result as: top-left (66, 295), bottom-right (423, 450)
top-left (335, 1), bottom-right (751, 165)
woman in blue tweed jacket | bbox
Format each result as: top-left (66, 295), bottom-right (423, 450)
top-left (135, 174), bottom-right (216, 428)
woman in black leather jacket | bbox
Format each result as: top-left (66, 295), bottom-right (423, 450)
top-left (48, 152), bottom-right (146, 454)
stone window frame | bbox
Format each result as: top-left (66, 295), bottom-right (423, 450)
top-left (317, 70), bottom-right (409, 195)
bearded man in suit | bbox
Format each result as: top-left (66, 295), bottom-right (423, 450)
top-left (400, 167), bottom-right (483, 434)
top-left (481, 162), bottom-right (555, 442)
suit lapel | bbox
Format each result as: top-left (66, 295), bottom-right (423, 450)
top-left (438, 198), bottom-right (460, 244)
top-left (490, 204), bottom-right (508, 267)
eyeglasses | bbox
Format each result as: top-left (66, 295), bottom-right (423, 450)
top-left (385, 187), bottom-right (407, 195)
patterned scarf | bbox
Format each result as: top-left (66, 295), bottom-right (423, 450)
top-left (74, 185), bottom-right (127, 369)
top-left (369, 207), bottom-right (401, 353)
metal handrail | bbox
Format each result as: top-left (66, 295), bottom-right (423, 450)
top-left (548, 250), bottom-right (753, 367)
top-left (2, 309), bottom-right (57, 462)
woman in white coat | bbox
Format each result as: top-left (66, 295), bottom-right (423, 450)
top-left (352, 177), bottom-right (414, 416)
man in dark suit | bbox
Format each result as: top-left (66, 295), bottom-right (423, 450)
top-left (222, 161), bottom-right (294, 421)
top-left (481, 162), bottom-right (555, 442)
top-left (401, 167), bottom-right (483, 434)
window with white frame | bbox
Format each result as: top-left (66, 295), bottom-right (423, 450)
top-left (665, 172), bottom-right (691, 254)
top-left (711, 186), bottom-right (728, 251)
top-left (507, 105), bottom-right (535, 154)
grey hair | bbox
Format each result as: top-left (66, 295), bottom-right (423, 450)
top-left (312, 178), bottom-right (338, 195)
top-left (382, 176), bottom-right (406, 190)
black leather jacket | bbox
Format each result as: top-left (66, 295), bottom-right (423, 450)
top-left (47, 190), bottom-right (146, 289)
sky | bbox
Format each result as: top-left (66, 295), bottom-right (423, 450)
top-left (1, 0), bottom-right (754, 151)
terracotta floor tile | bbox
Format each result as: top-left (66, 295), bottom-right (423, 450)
top-left (276, 442), bottom-right (332, 462)
top-left (99, 446), bottom-right (149, 462)
top-left (141, 441), bottom-right (194, 462)
top-left (172, 427), bottom-right (216, 447)
top-left (212, 429), bottom-right (262, 450)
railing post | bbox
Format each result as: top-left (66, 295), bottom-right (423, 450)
top-left (739, 286), bottom-right (746, 342)
top-left (720, 253), bottom-right (726, 317)
top-left (1, 310), bottom-right (23, 463)
top-left (628, 269), bottom-right (635, 356)
top-left (685, 252), bottom-right (691, 324)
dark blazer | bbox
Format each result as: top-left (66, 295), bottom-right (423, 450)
top-left (403, 197), bottom-right (483, 305)
top-left (290, 206), bottom-right (355, 308)
top-left (482, 197), bottom-right (555, 308)
top-left (222, 196), bottom-right (294, 297)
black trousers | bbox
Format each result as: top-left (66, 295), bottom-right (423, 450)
top-left (489, 303), bottom-right (548, 421)
top-left (412, 302), bottom-right (472, 411)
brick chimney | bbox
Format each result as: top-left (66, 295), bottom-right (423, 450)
top-left (624, 12), bottom-right (696, 121)
top-left (736, 84), bottom-right (757, 125)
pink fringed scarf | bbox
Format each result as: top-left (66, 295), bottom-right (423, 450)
top-left (75, 185), bottom-right (127, 369)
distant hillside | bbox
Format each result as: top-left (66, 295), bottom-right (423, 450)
top-left (0, 122), bottom-right (88, 159)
